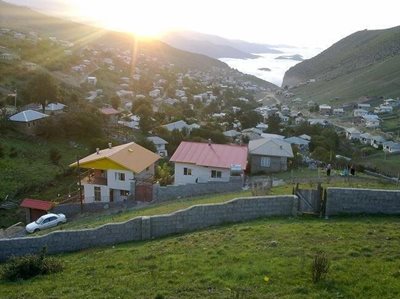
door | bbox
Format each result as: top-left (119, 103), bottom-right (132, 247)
top-left (109, 189), bottom-right (114, 202)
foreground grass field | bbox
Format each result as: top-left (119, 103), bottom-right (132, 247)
top-left (2, 216), bottom-right (400, 298)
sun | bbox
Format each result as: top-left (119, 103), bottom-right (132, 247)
top-left (75, 0), bottom-right (173, 38)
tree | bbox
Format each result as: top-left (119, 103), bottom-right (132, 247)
top-left (110, 96), bottom-right (121, 109)
top-left (155, 161), bottom-right (173, 186)
top-left (28, 72), bottom-right (58, 112)
top-left (135, 136), bottom-right (157, 153)
top-left (266, 114), bottom-right (282, 134)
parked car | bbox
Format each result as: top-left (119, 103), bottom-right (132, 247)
top-left (25, 213), bottom-right (67, 233)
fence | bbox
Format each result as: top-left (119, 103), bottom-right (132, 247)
top-left (0, 195), bottom-right (297, 261)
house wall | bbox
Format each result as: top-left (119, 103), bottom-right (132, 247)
top-left (107, 170), bottom-right (134, 191)
top-left (174, 163), bottom-right (230, 185)
top-left (83, 184), bottom-right (110, 203)
top-left (250, 155), bottom-right (287, 174)
top-left (326, 188), bottom-right (400, 216)
top-left (0, 195), bottom-right (298, 261)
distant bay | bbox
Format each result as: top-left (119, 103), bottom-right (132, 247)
top-left (220, 47), bottom-right (322, 87)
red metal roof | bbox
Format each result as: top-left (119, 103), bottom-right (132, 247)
top-left (170, 141), bottom-right (248, 170)
top-left (20, 199), bottom-right (54, 211)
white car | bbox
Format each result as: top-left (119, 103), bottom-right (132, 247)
top-left (25, 213), bottom-right (67, 233)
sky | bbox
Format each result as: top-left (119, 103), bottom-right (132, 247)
top-left (6, 0), bottom-right (400, 48)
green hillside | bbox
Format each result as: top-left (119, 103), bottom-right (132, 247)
top-left (282, 26), bottom-right (400, 102)
top-left (2, 216), bottom-right (400, 298)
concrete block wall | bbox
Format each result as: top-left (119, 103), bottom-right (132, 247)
top-left (154, 177), bottom-right (244, 202)
top-left (326, 188), bottom-right (400, 216)
top-left (0, 195), bottom-right (297, 261)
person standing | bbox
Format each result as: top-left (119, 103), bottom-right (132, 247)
top-left (350, 165), bottom-right (355, 176)
top-left (326, 164), bottom-right (332, 176)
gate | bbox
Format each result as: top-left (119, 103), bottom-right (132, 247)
top-left (135, 181), bottom-right (153, 202)
top-left (294, 183), bottom-right (324, 216)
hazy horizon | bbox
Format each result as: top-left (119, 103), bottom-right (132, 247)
top-left (4, 0), bottom-right (400, 49)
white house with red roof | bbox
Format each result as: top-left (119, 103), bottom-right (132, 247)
top-left (170, 141), bottom-right (248, 185)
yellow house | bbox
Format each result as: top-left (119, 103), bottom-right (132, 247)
top-left (70, 142), bottom-right (160, 203)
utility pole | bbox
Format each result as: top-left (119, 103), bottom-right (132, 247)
top-left (77, 156), bottom-right (83, 212)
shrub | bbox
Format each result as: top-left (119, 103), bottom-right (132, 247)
top-left (1, 247), bottom-right (63, 281)
top-left (311, 250), bottom-right (329, 283)
top-left (8, 147), bottom-right (18, 158)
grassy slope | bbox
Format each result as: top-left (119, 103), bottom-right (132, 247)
top-left (2, 216), bottom-right (400, 298)
top-left (290, 54), bottom-right (400, 103)
top-left (0, 132), bottom-right (89, 228)
top-left (0, 133), bottom-right (87, 200)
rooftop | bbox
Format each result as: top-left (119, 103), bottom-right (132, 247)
top-left (170, 141), bottom-right (248, 170)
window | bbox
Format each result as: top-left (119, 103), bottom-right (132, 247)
top-left (120, 190), bottom-right (129, 196)
top-left (94, 186), bottom-right (101, 201)
top-left (115, 172), bottom-right (125, 181)
top-left (211, 170), bottom-right (222, 178)
top-left (261, 157), bottom-right (271, 167)
top-left (183, 167), bottom-right (192, 175)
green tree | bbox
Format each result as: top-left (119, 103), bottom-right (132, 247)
top-left (110, 96), bottom-right (121, 109)
top-left (266, 114), bottom-right (282, 134)
top-left (155, 161), bottom-right (173, 186)
top-left (28, 72), bottom-right (58, 112)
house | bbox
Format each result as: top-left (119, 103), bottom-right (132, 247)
top-left (357, 103), bottom-right (371, 110)
top-left (308, 119), bottom-right (328, 126)
top-left (44, 102), bottom-right (66, 115)
top-left (299, 134), bottom-right (311, 141)
top-left (223, 130), bottom-right (241, 139)
top-left (374, 105), bottom-right (393, 114)
top-left (363, 115), bottom-right (380, 128)
top-left (333, 108), bottom-right (344, 115)
top-left (319, 104), bottom-right (332, 115)
top-left (345, 127), bottom-right (361, 140)
top-left (147, 136), bottom-right (168, 157)
top-left (99, 107), bottom-right (120, 125)
top-left (87, 76), bottom-right (97, 86)
top-left (70, 142), bottom-right (160, 203)
top-left (284, 136), bottom-right (310, 150)
top-left (163, 120), bottom-right (195, 132)
top-left (353, 109), bottom-right (368, 117)
top-left (170, 141), bottom-right (248, 185)
top-left (360, 133), bottom-right (372, 145)
top-left (241, 127), bottom-right (263, 141)
top-left (9, 110), bottom-right (48, 134)
top-left (370, 135), bottom-right (386, 149)
top-left (248, 138), bottom-right (294, 174)
top-left (383, 141), bottom-right (400, 153)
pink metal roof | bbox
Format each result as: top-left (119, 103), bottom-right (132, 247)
top-left (170, 141), bottom-right (248, 170)
top-left (99, 107), bottom-right (120, 115)
top-left (20, 199), bottom-right (54, 211)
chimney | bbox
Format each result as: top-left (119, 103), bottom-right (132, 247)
top-left (108, 143), bottom-right (112, 149)
top-left (208, 138), bottom-right (212, 146)
top-left (96, 148), bottom-right (100, 155)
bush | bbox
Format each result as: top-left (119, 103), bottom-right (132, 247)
top-left (311, 250), bottom-right (329, 283)
top-left (1, 247), bottom-right (63, 281)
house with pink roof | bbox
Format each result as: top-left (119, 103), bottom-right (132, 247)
top-left (170, 141), bottom-right (248, 185)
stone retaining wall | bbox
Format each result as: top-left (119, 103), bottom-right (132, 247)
top-left (326, 188), bottom-right (400, 216)
top-left (0, 195), bottom-right (297, 261)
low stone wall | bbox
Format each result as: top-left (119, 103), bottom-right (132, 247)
top-left (52, 200), bottom-right (138, 219)
top-left (154, 177), bottom-right (244, 202)
top-left (326, 188), bottom-right (400, 216)
top-left (0, 195), bottom-right (297, 261)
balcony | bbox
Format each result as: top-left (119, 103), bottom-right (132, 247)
top-left (82, 175), bottom-right (107, 186)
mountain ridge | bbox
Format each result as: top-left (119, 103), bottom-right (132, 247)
top-left (282, 26), bottom-right (400, 100)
